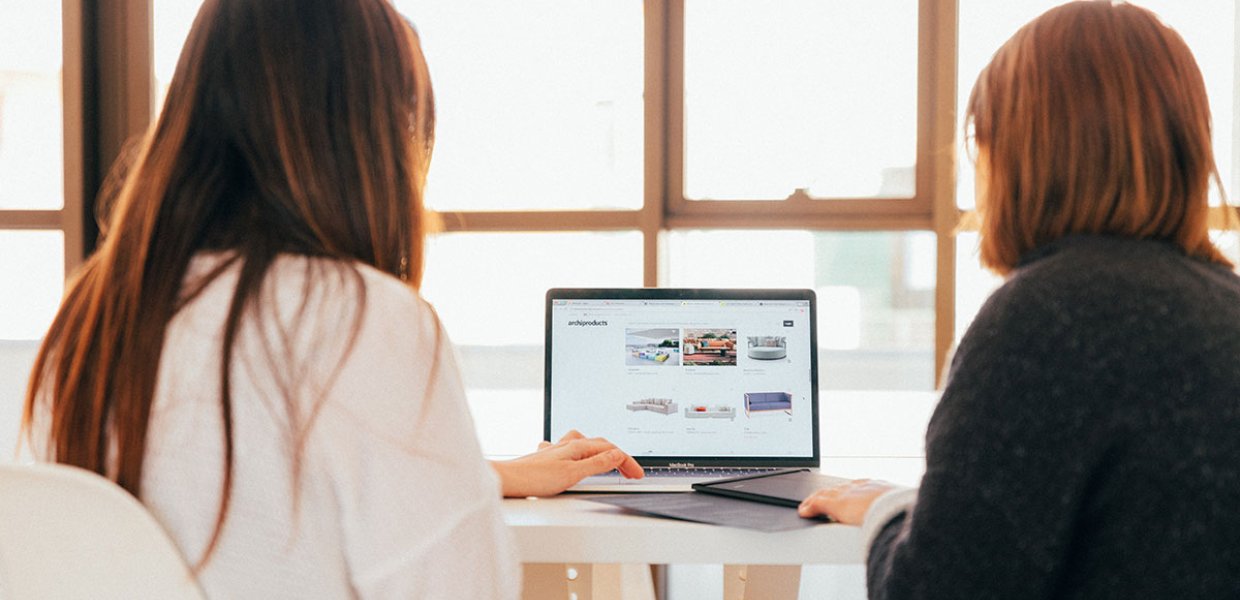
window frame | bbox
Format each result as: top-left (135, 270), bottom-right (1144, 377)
top-left (0, 1), bottom-right (82, 277)
top-left (0, 0), bottom-right (152, 279)
top-left (19, 0), bottom-right (1129, 385)
top-left (432, 0), bottom-right (960, 383)
top-left (663, 0), bottom-right (936, 221)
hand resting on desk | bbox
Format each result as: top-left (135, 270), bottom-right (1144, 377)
top-left (797, 479), bottom-right (898, 525)
top-left (490, 429), bottom-right (645, 497)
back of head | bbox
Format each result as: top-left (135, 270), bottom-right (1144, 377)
top-left (149, 0), bottom-right (434, 280)
top-left (967, 0), bottom-right (1229, 274)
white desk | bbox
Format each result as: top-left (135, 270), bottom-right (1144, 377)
top-left (503, 495), bottom-right (864, 599)
top-left (495, 392), bottom-right (938, 598)
top-left (503, 496), bottom-right (862, 566)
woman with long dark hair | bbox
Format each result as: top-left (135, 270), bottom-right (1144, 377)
top-left (23, 0), bottom-right (639, 596)
top-left (800, 2), bottom-right (1240, 597)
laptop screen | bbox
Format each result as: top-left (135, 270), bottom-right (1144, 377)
top-left (545, 288), bottom-right (819, 467)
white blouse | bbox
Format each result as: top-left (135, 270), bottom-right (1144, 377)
top-left (131, 254), bottom-right (517, 598)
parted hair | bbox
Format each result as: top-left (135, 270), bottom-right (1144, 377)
top-left (967, 0), bottom-right (1230, 274)
top-left (24, 0), bottom-right (435, 566)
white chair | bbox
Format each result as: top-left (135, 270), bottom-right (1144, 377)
top-left (0, 462), bottom-right (205, 600)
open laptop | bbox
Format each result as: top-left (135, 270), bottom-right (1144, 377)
top-left (545, 288), bottom-right (820, 492)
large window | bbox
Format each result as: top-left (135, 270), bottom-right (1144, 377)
top-left (0, 2), bottom-right (68, 341)
top-left (150, 0), bottom-right (949, 456)
top-left (387, 1), bottom-right (952, 461)
top-left (682, 1), bottom-right (919, 201)
top-left (6, 1), bottom-right (1240, 456)
top-left (410, 1), bottom-right (645, 211)
top-left (139, 1), bottom-right (1240, 442)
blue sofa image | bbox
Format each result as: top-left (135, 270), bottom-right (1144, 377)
top-left (744, 392), bottom-right (792, 416)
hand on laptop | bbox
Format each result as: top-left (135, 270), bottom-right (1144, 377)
top-left (797, 479), bottom-right (897, 525)
top-left (490, 430), bottom-right (645, 498)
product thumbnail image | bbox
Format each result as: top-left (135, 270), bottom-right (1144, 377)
top-left (746, 336), bottom-right (787, 361)
top-left (744, 392), bottom-right (792, 417)
top-left (627, 398), bottom-right (679, 415)
top-left (625, 328), bottom-right (682, 366)
top-left (684, 404), bottom-right (736, 421)
top-left (682, 329), bottom-right (737, 366)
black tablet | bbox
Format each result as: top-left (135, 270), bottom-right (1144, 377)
top-left (692, 468), bottom-right (849, 507)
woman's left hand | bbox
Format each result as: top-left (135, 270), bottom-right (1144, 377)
top-left (491, 430), bottom-right (644, 498)
top-left (798, 479), bottom-right (897, 525)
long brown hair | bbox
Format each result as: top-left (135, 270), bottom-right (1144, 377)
top-left (24, 0), bottom-right (434, 564)
top-left (967, 1), bottom-right (1229, 274)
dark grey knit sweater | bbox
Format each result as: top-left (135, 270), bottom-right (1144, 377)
top-left (868, 235), bottom-right (1240, 599)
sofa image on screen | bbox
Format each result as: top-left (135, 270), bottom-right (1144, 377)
top-left (746, 336), bottom-right (787, 360)
top-left (633, 348), bottom-right (671, 362)
top-left (744, 392), bottom-right (792, 416)
top-left (682, 331), bottom-right (738, 366)
top-left (627, 398), bottom-right (678, 415)
top-left (685, 339), bottom-right (734, 355)
top-left (683, 405), bottom-right (736, 421)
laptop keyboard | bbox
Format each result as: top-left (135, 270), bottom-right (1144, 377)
top-left (635, 466), bottom-right (781, 478)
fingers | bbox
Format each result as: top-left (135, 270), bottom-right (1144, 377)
top-left (797, 488), bottom-right (840, 519)
top-left (539, 429), bottom-right (585, 450)
top-left (557, 429), bottom-right (586, 444)
top-left (562, 437), bottom-right (622, 460)
top-left (797, 481), bottom-right (858, 519)
top-left (578, 448), bottom-right (629, 478)
top-left (797, 480), bottom-right (893, 525)
top-left (560, 438), bottom-right (645, 479)
top-left (551, 433), bottom-right (645, 479)
top-left (615, 453), bottom-right (644, 479)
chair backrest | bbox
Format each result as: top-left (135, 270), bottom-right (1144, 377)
top-left (0, 462), bottom-right (205, 600)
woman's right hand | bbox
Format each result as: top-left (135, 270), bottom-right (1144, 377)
top-left (490, 430), bottom-right (644, 498)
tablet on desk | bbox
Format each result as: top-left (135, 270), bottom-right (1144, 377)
top-left (692, 468), bottom-right (850, 507)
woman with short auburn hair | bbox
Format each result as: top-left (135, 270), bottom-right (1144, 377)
top-left (800, 2), bottom-right (1240, 598)
top-left (969, 0), bottom-right (1227, 273)
top-left (22, 0), bottom-right (640, 597)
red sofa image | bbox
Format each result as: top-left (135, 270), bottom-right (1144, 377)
top-left (684, 338), bottom-right (734, 355)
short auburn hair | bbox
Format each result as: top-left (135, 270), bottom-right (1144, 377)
top-left (966, 0), bottom-right (1231, 274)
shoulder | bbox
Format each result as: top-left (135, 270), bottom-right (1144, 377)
top-left (1009, 234), bottom-right (1240, 299)
top-left (180, 253), bottom-right (441, 348)
top-left (258, 255), bottom-right (440, 343)
top-left (953, 235), bottom-right (1240, 391)
top-left (994, 236), bottom-right (1168, 310)
top-left (973, 236), bottom-right (1238, 339)
top-left (228, 255), bottom-right (450, 407)
top-left (263, 257), bottom-right (461, 438)
top-left (265, 255), bottom-right (428, 314)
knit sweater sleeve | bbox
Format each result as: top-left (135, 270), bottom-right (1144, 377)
top-left (865, 273), bottom-right (1120, 600)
